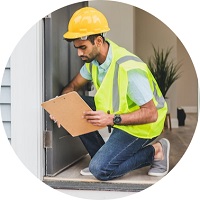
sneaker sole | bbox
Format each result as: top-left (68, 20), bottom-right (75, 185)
top-left (80, 170), bottom-right (93, 176)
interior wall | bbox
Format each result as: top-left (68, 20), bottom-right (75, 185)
top-left (135, 7), bottom-right (178, 119)
top-left (134, 7), bottom-right (198, 121)
top-left (176, 40), bottom-right (198, 111)
top-left (89, 1), bottom-right (135, 52)
top-left (135, 8), bottom-right (177, 60)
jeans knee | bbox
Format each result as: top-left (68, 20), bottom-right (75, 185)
top-left (89, 160), bottom-right (112, 181)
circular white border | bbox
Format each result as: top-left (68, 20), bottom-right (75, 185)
top-left (0, 0), bottom-right (199, 200)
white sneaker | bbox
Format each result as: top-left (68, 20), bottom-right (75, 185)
top-left (80, 167), bottom-right (93, 176)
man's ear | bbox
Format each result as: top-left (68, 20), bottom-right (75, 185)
top-left (95, 36), bottom-right (103, 46)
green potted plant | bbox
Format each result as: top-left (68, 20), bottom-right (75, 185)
top-left (148, 45), bottom-right (182, 99)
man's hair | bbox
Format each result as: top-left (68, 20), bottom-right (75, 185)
top-left (64, 34), bottom-right (106, 44)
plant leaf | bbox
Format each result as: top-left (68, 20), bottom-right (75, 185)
top-left (147, 45), bottom-right (182, 98)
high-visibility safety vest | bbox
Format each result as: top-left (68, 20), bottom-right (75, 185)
top-left (85, 39), bottom-right (167, 139)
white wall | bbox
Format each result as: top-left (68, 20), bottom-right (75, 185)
top-left (10, 21), bottom-right (44, 178)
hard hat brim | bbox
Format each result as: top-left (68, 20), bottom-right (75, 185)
top-left (63, 28), bottom-right (110, 39)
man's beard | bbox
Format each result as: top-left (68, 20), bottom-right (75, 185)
top-left (80, 55), bottom-right (95, 63)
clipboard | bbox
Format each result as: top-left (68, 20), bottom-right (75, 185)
top-left (41, 91), bottom-right (105, 137)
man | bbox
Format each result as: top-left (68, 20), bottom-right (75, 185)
top-left (51, 7), bottom-right (170, 181)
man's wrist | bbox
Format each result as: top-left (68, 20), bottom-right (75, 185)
top-left (113, 114), bottom-right (122, 125)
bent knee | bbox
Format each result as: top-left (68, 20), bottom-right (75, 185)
top-left (89, 161), bottom-right (113, 181)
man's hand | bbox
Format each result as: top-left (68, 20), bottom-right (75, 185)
top-left (49, 114), bottom-right (61, 128)
top-left (83, 110), bottom-right (114, 127)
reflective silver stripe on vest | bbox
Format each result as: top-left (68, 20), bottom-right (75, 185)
top-left (113, 56), bottom-right (165, 112)
top-left (153, 81), bottom-right (165, 109)
top-left (113, 55), bottom-right (143, 112)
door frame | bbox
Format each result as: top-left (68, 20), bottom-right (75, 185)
top-left (11, 20), bottom-right (45, 180)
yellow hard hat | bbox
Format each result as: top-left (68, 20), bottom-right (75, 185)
top-left (63, 7), bottom-right (110, 39)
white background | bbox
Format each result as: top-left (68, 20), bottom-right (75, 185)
top-left (0, 0), bottom-right (199, 199)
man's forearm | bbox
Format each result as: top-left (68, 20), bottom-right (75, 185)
top-left (61, 73), bottom-right (88, 95)
top-left (117, 100), bottom-right (158, 125)
top-left (120, 107), bottom-right (158, 125)
top-left (61, 83), bottom-right (76, 95)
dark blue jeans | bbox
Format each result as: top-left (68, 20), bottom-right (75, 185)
top-left (79, 96), bottom-right (156, 181)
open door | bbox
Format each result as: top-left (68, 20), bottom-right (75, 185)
top-left (43, 2), bottom-right (88, 176)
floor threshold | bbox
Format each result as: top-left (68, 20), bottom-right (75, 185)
top-left (43, 155), bottom-right (161, 192)
top-left (43, 178), bottom-right (152, 192)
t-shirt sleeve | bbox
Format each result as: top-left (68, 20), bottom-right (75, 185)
top-left (127, 69), bottom-right (153, 106)
top-left (80, 64), bottom-right (92, 80)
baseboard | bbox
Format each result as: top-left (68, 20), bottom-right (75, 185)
top-left (171, 118), bottom-right (179, 128)
top-left (180, 106), bottom-right (198, 113)
top-left (170, 107), bottom-right (197, 129)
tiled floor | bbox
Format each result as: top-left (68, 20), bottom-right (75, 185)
top-left (44, 113), bottom-right (198, 198)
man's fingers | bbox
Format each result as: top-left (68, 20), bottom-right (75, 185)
top-left (49, 115), bottom-right (61, 128)
top-left (57, 122), bottom-right (61, 128)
